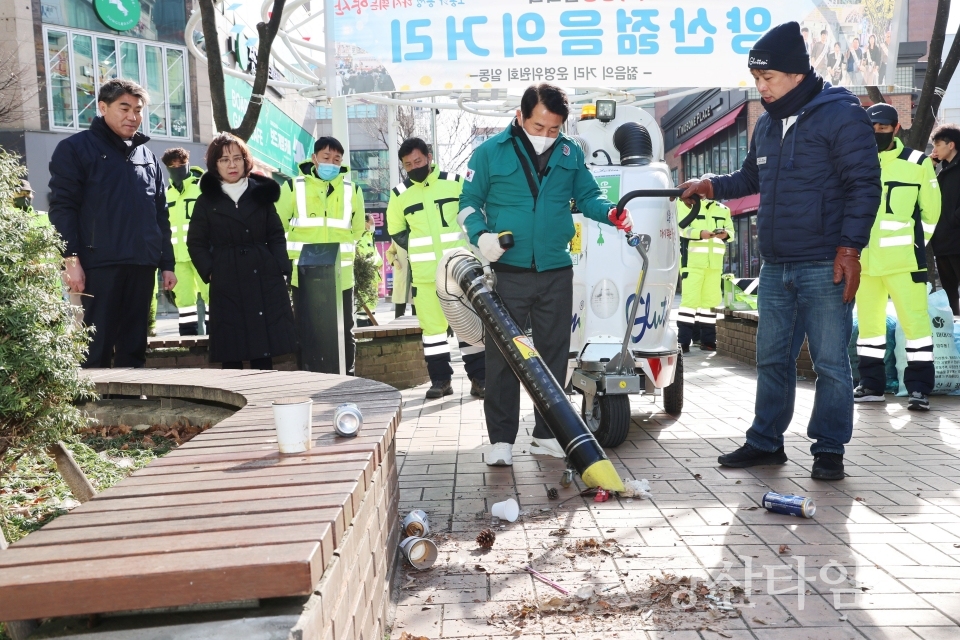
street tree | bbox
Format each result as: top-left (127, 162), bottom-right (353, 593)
top-left (867, 0), bottom-right (960, 149)
top-left (0, 50), bottom-right (39, 126)
top-left (196, 0), bottom-right (287, 141)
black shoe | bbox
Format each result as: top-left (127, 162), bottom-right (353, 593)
top-left (681, 344), bottom-right (690, 354)
top-left (426, 380), bottom-right (453, 399)
top-left (718, 443), bottom-right (788, 468)
top-left (811, 452), bottom-right (845, 480)
top-left (699, 343), bottom-right (716, 352)
top-left (907, 391), bottom-right (929, 411)
top-left (470, 379), bottom-right (485, 398)
top-left (853, 385), bottom-right (884, 403)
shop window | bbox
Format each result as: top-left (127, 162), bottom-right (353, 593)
top-left (40, 0), bottom-right (187, 45)
top-left (43, 26), bottom-right (189, 139)
top-left (350, 149), bottom-right (391, 204)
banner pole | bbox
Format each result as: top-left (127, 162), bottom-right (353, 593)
top-left (323, 0), bottom-right (336, 102)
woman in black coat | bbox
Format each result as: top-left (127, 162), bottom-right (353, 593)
top-left (187, 133), bottom-right (297, 369)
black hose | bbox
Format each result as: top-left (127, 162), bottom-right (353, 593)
top-left (613, 122), bottom-right (653, 166)
top-left (613, 189), bottom-right (701, 228)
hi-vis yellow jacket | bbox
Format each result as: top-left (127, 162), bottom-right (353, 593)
top-left (677, 199), bottom-right (735, 270)
top-left (277, 161), bottom-right (365, 289)
top-left (166, 166), bottom-right (204, 263)
top-left (386, 165), bottom-right (467, 286)
top-left (861, 138), bottom-right (940, 277)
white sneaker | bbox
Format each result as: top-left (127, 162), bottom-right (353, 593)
top-left (530, 437), bottom-right (565, 458)
top-left (486, 442), bottom-right (513, 466)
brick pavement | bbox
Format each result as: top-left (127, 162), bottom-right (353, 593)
top-left (388, 348), bottom-right (960, 640)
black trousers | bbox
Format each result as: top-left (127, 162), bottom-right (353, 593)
top-left (343, 288), bottom-right (356, 375)
top-left (936, 254), bottom-right (960, 315)
top-left (81, 265), bottom-right (156, 368)
top-left (485, 268), bottom-right (572, 444)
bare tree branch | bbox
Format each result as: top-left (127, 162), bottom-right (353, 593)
top-left (906, 0), bottom-right (955, 149)
top-left (0, 51), bottom-right (39, 126)
top-left (196, 0), bottom-right (287, 141)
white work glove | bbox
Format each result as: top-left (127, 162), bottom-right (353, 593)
top-left (477, 232), bottom-right (506, 263)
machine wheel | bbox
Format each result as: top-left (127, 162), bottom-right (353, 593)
top-left (582, 394), bottom-right (631, 448)
top-left (663, 350), bottom-right (684, 416)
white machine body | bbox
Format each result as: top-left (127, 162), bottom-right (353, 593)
top-left (568, 105), bottom-right (680, 390)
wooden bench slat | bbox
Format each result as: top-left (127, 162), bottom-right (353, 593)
top-left (0, 522), bottom-right (332, 570)
top-left (0, 541), bottom-right (322, 621)
top-left (96, 470), bottom-right (363, 500)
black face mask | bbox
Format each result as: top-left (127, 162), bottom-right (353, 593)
top-left (874, 132), bottom-right (895, 152)
top-left (14, 196), bottom-right (32, 211)
top-left (407, 165), bottom-right (430, 183)
top-left (168, 165), bottom-right (190, 185)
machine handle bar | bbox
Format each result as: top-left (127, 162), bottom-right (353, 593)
top-left (615, 189), bottom-right (698, 215)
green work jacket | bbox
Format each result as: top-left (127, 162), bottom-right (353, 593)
top-left (459, 122), bottom-right (615, 271)
top-left (166, 167), bottom-right (204, 263)
top-left (386, 165), bottom-right (466, 285)
top-left (861, 139), bottom-right (941, 277)
top-left (678, 199), bottom-right (735, 270)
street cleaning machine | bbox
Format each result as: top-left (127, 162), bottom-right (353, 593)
top-left (567, 103), bottom-right (688, 448)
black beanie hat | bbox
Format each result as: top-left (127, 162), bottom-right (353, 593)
top-left (748, 22), bottom-right (813, 75)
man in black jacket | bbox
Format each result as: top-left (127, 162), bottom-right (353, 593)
top-left (931, 124), bottom-right (960, 315)
top-left (49, 79), bottom-right (176, 368)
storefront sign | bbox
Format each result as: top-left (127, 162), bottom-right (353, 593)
top-left (93, 0), bottom-right (140, 31)
top-left (676, 103), bottom-right (718, 138)
top-left (224, 75), bottom-right (313, 177)
top-left (332, 0), bottom-right (903, 90)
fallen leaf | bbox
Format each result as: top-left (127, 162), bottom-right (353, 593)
top-left (746, 506), bottom-right (759, 511)
top-left (778, 545), bottom-right (791, 554)
top-left (752, 617), bottom-right (767, 625)
top-left (424, 595), bottom-right (433, 603)
top-left (855, 497), bottom-right (865, 502)
top-left (720, 522), bottom-right (730, 526)
top-left (694, 474), bottom-right (702, 480)
top-left (735, 480), bottom-right (742, 484)
top-left (398, 633), bottom-right (430, 640)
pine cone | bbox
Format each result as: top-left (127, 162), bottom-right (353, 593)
top-left (547, 487), bottom-right (559, 500)
top-left (476, 528), bottom-right (496, 549)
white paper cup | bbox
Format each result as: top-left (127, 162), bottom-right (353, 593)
top-left (402, 509), bottom-right (430, 537)
top-left (271, 397), bottom-right (313, 454)
top-left (491, 498), bottom-right (519, 522)
top-left (399, 536), bottom-right (438, 570)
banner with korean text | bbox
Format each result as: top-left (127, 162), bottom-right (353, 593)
top-left (332, 0), bottom-right (904, 91)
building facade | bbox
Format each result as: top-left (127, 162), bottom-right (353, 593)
top-left (0, 0), bottom-right (314, 210)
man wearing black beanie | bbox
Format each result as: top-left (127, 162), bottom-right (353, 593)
top-left (681, 21), bottom-right (881, 481)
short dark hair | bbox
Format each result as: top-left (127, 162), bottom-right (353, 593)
top-left (398, 137), bottom-right (430, 161)
top-left (801, 27), bottom-right (809, 33)
top-left (161, 147), bottom-right (189, 167)
top-left (98, 78), bottom-right (149, 106)
top-left (314, 136), bottom-right (344, 155)
top-left (206, 132), bottom-right (254, 178)
top-left (821, 30), bottom-right (828, 36)
top-left (933, 124), bottom-right (960, 149)
top-left (520, 84), bottom-right (569, 121)
top-left (365, 212), bottom-right (375, 223)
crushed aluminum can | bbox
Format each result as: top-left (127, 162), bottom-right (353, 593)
top-left (762, 491), bottom-right (816, 518)
top-left (402, 509), bottom-right (430, 537)
top-left (594, 489), bottom-right (611, 503)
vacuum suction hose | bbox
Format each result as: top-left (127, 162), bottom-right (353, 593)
top-left (613, 122), bottom-right (654, 166)
top-left (436, 251), bottom-right (485, 347)
top-left (443, 249), bottom-right (624, 492)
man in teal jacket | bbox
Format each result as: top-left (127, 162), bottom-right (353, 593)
top-left (459, 83), bottom-right (633, 466)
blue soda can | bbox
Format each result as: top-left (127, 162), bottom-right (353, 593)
top-left (762, 491), bottom-right (816, 518)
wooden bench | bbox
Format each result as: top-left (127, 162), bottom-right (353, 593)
top-left (0, 368), bottom-right (402, 640)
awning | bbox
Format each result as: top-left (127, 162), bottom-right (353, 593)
top-left (674, 104), bottom-right (745, 158)
top-left (725, 193), bottom-right (760, 216)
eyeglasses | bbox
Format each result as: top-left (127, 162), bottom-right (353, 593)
top-left (217, 156), bottom-right (244, 166)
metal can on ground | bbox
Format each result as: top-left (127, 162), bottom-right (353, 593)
top-left (402, 509), bottom-right (430, 537)
top-left (762, 491), bottom-right (816, 518)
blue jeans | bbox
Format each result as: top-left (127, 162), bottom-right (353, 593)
top-left (746, 261), bottom-right (854, 455)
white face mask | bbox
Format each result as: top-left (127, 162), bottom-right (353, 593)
top-left (521, 118), bottom-right (557, 155)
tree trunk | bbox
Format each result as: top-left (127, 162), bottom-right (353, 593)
top-left (47, 441), bottom-right (96, 503)
top-left (196, 0), bottom-right (232, 134)
top-left (195, 0), bottom-right (287, 141)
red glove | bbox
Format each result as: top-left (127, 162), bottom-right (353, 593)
top-left (678, 179), bottom-right (715, 207)
top-left (607, 207), bottom-right (634, 232)
top-left (834, 247), bottom-right (861, 304)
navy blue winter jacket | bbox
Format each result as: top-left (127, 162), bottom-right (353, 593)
top-left (712, 85), bottom-right (881, 263)
top-left (48, 117), bottom-right (174, 271)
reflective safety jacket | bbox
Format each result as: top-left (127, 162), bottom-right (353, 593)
top-left (276, 161), bottom-right (365, 289)
top-left (677, 200), bottom-right (735, 270)
top-left (386, 165), bottom-right (467, 285)
top-left (166, 166), bottom-right (204, 263)
top-left (861, 139), bottom-right (941, 277)
top-left (25, 205), bottom-right (50, 228)
top-left (357, 229), bottom-right (383, 267)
